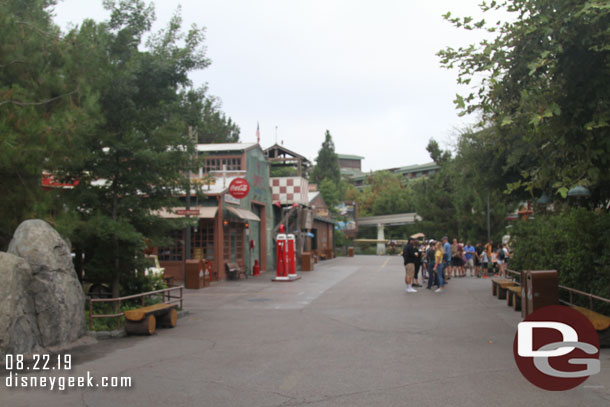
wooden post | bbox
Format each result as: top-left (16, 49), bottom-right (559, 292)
top-left (117, 299), bottom-right (122, 330)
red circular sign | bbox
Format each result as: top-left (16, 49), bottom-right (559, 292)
top-left (513, 305), bottom-right (600, 391)
top-left (228, 178), bottom-right (250, 199)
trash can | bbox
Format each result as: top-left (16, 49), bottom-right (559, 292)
top-left (526, 270), bottom-right (558, 315)
top-left (348, 247), bottom-right (354, 257)
top-left (185, 259), bottom-right (205, 289)
top-left (301, 252), bottom-right (314, 271)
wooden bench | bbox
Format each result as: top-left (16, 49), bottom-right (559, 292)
top-left (225, 262), bottom-right (246, 280)
top-left (506, 286), bottom-right (522, 311)
top-left (124, 303), bottom-right (178, 335)
top-left (572, 306), bottom-right (610, 347)
top-left (491, 278), bottom-right (516, 300)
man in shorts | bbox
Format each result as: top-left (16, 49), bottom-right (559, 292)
top-left (402, 238), bottom-right (418, 293)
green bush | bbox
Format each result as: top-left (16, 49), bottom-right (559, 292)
top-left (120, 272), bottom-right (167, 296)
top-left (85, 295), bottom-right (166, 332)
top-left (509, 208), bottom-right (610, 315)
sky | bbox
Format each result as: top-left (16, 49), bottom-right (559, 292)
top-left (52, 0), bottom-right (494, 172)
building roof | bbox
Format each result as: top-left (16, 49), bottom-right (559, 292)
top-left (196, 143), bottom-right (258, 153)
top-left (308, 191), bottom-right (320, 203)
top-left (393, 162), bottom-right (440, 173)
top-left (264, 143), bottom-right (311, 166)
top-left (337, 154), bottom-right (365, 161)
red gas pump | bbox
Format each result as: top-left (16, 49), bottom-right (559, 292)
top-left (272, 224), bottom-right (301, 282)
top-left (287, 234), bottom-right (297, 278)
top-left (275, 225), bottom-right (288, 280)
top-left (253, 259), bottom-right (260, 276)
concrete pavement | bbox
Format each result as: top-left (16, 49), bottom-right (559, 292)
top-left (1, 255), bottom-right (609, 406)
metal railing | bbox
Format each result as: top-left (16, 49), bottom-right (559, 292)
top-left (88, 286), bottom-right (184, 331)
top-left (558, 285), bottom-right (610, 312)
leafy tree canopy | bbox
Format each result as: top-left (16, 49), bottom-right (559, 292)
top-left (438, 0), bottom-right (610, 205)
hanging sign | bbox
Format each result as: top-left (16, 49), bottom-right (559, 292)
top-left (229, 178), bottom-right (250, 199)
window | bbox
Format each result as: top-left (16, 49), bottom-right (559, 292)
top-left (191, 221), bottom-right (214, 260)
top-left (204, 156), bottom-right (242, 173)
top-left (158, 230), bottom-right (184, 262)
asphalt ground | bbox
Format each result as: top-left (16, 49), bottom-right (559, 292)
top-left (1, 255), bottom-right (609, 406)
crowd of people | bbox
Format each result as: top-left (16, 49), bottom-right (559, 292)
top-left (401, 237), bottom-right (511, 293)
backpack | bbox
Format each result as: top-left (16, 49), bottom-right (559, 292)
top-left (497, 249), bottom-right (505, 261)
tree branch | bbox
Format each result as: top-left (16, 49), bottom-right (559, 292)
top-left (0, 89), bottom-right (78, 107)
top-left (0, 59), bottom-right (26, 69)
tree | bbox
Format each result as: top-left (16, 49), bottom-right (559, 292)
top-left (180, 87), bottom-right (240, 144)
top-left (311, 130), bottom-right (340, 185)
top-left (356, 171), bottom-right (414, 217)
top-left (411, 137), bottom-right (513, 242)
top-left (56, 0), bottom-right (210, 297)
top-left (0, 0), bottom-right (93, 249)
top-left (438, 0), bottom-right (610, 205)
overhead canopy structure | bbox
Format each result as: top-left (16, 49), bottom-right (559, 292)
top-left (358, 213), bottom-right (421, 227)
top-left (226, 206), bottom-right (260, 222)
top-left (264, 143), bottom-right (311, 176)
top-left (358, 213), bottom-right (421, 255)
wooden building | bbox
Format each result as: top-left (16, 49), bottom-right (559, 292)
top-left (155, 143), bottom-right (273, 282)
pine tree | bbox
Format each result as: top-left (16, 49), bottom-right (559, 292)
top-left (312, 130), bottom-right (340, 185)
top-left (0, 0), bottom-right (93, 249)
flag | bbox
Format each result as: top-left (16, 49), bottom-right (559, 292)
top-left (256, 122), bottom-right (260, 144)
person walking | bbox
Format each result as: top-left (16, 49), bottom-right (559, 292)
top-left (464, 241), bottom-right (475, 277)
top-left (426, 240), bottom-right (437, 289)
top-left (475, 242), bottom-right (483, 277)
top-left (480, 249), bottom-right (489, 277)
top-left (442, 236), bottom-right (451, 282)
top-left (413, 240), bottom-right (423, 287)
top-left (402, 238), bottom-right (418, 293)
top-left (434, 241), bottom-right (445, 292)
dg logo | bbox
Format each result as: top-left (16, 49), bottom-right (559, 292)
top-left (513, 305), bottom-right (601, 391)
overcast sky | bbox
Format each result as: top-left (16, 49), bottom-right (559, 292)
top-left (52, 0), bottom-right (493, 172)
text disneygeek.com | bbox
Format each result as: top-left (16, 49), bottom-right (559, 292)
top-left (3, 354), bottom-right (132, 391)
top-left (5, 371), bottom-right (132, 391)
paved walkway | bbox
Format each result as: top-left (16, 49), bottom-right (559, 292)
top-left (2, 256), bottom-right (609, 406)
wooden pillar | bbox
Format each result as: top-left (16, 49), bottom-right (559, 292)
top-left (215, 194), bottom-right (224, 280)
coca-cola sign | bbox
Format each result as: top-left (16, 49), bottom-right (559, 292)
top-left (228, 178), bottom-right (250, 199)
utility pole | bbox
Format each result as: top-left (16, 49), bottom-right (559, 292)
top-left (487, 190), bottom-right (491, 242)
top-left (184, 126), bottom-right (196, 282)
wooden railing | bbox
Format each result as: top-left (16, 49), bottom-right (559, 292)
top-left (558, 285), bottom-right (610, 312)
top-left (88, 286), bottom-right (183, 331)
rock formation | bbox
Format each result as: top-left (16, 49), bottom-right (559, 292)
top-left (0, 219), bottom-right (86, 357)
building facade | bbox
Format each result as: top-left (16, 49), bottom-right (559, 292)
top-left (155, 143), bottom-right (273, 281)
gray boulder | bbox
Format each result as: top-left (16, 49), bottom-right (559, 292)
top-left (8, 219), bottom-right (86, 348)
top-left (0, 252), bottom-right (42, 357)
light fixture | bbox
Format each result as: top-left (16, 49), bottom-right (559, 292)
top-left (223, 219), bottom-right (229, 226)
top-left (537, 193), bottom-right (552, 204)
top-left (567, 185), bottom-right (590, 197)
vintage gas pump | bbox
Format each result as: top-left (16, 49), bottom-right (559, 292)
top-left (287, 234), bottom-right (297, 278)
top-left (275, 225), bottom-right (288, 280)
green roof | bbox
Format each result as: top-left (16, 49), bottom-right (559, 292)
top-left (393, 162), bottom-right (439, 173)
top-left (337, 154), bottom-right (364, 161)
